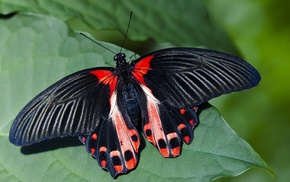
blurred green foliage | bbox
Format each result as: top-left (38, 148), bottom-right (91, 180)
top-left (207, 0), bottom-right (290, 182)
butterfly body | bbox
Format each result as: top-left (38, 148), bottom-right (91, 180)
top-left (9, 47), bottom-right (261, 177)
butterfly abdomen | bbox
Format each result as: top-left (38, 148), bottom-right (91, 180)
top-left (118, 83), bottom-right (142, 126)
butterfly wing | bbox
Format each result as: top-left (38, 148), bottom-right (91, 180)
top-left (79, 86), bottom-right (140, 177)
top-left (132, 48), bottom-right (261, 108)
top-left (137, 83), bottom-right (199, 157)
top-left (10, 66), bottom-right (140, 177)
top-left (131, 47), bottom-right (260, 157)
top-left (9, 67), bottom-right (116, 146)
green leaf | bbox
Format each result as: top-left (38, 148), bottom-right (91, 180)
top-left (0, 0), bottom-right (237, 53)
top-left (0, 13), bottom-right (270, 182)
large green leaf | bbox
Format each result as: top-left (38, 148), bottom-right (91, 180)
top-left (0, 0), bottom-right (237, 53)
top-left (0, 13), bottom-right (270, 182)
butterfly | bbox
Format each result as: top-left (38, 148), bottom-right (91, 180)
top-left (9, 46), bottom-right (261, 177)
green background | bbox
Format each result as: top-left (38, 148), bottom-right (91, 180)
top-left (0, 0), bottom-right (289, 181)
top-left (209, 1), bottom-right (290, 182)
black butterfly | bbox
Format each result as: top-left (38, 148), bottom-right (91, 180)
top-left (9, 47), bottom-right (260, 177)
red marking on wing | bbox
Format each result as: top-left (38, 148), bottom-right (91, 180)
top-left (159, 147), bottom-right (170, 157)
top-left (183, 136), bottom-right (190, 144)
top-left (101, 160), bottom-right (107, 168)
top-left (141, 85), bottom-right (172, 157)
top-left (99, 147), bottom-right (107, 168)
top-left (109, 92), bottom-right (139, 170)
top-left (180, 108), bottom-right (186, 115)
top-left (81, 136), bottom-right (86, 143)
top-left (189, 119), bottom-right (194, 126)
top-left (171, 147), bottom-right (180, 157)
top-left (110, 150), bottom-right (123, 173)
top-left (92, 133), bottom-right (97, 140)
top-left (177, 123), bottom-right (191, 143)
top-left (132, 55), bottom-right (154, 85)
top-left (126, 156), bottom-right (136, 169)
top-left (143, 123), bottom-right (155, 145)
top-left (90, 148), bottom-right (95, 154)
top-left (90, 70), bottom-right (118, 94)
top-left (99, 146), bottom-right (107, 152)
top-left (128, 129), bottom-right (140, 152)
top-left (114, 166), bottom-right (123, 173)
top-left (166, 133), bottom-right (180, 157)
top-left (178, 123), bottom-right (186, 130)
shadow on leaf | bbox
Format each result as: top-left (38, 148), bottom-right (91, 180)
top-left (20, 137), bottom-right (82, 155)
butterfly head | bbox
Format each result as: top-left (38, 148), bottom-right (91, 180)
top-left (114, 53), bottom-right (127, 67)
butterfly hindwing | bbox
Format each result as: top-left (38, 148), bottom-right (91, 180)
top-left (138, 84), bottom-right (198, 157)
top-left (79, 87), bottom-right (140, 177)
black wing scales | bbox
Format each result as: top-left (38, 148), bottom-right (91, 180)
top-left (132, 48), bottom-right (261, 108)
top-left (9, 68), bottom-right (113, 146)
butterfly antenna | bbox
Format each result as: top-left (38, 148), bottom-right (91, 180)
top-left (120, 11), bottom-right (133, 53)
top-left (79, 32), bottom-right (116, 55)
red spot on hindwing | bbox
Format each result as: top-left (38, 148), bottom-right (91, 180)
top-left (99, 146), bottom-right (107, 168)
top-left (91, 133), bottom-right (97, 140)
top-left (166, 132), bottom-right (180, 157)
top-left (178, 123), bottom-right (186, 130)
top-left (90, 148), bottom-right (95, 154)
top-left (132, 55), bottom-right (154, 85)
top-left (101, 160), bottom-right (107, 168)
top-left (183, 136), bottom-right (190, 144)
top-left (110, 150), bottom-right (123, 173)
top-left (180, 108), bottom-right (186, 114)
top-left (81, 136), bottom-right (86, 143)
top-left (143, 123), bottom-right (155, 145)
top-left (109, 92), bottom-right (140, 172)
top-left (90, 70), bottom-right (117, 94)
top-left (99, 146), bottom-right (107, 152)
top-left (189, 119), bottom-right (194, 126)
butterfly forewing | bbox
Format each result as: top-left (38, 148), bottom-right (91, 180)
top-left (9, 68), bottom-right (114, 146)
top-left (131, 48), bottom-right (260, 108)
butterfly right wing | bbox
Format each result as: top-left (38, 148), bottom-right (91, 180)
top-left (9, 67), bottom-right (116, 146)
